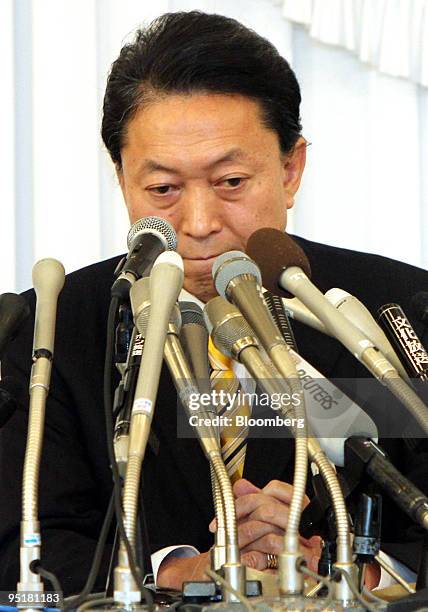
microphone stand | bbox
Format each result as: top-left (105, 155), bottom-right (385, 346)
top-left (163, 330), bottom-right (247, 603)
top-left (18, 259), bottom-right (65, 612)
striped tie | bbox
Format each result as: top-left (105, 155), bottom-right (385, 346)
top-left (208, 337), bottom-right (251, 483)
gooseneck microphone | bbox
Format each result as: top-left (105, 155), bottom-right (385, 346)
top-left (179, 301), bottom-right (228, 572)
top-left (179, 302), bottom-right (212, 396)
top-left (114, 251), bottom-right (183, 606)
top-left (204, 297), bottom-right (355, 601)
top-left (0, 293), bottom-right (31, 359)
top-left (111, 216), bottom-right (177, 299)
top-left (19, 258), bottom-right (65, 598)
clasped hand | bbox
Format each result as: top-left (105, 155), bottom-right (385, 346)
top-left (209, 478), bottom-right (322, 573)
top-left (157, 477), bottom-right (321, 589)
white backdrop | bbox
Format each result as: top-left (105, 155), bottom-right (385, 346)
top-left (1, 0), bottom-right (427, 294)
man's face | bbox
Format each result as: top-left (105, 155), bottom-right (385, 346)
top-left (118, 93), bottom-right (306, 302)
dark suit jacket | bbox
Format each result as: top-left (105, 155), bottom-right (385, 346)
top-left (1, 236), bottom-right (428, 595)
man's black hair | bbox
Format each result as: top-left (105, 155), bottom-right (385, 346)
top-left (101, 11), bottom-right (302, 167)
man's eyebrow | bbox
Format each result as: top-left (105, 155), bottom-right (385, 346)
top-left (140, 148), bottom-right (249, 174)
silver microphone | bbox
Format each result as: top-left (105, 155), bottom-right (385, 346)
top-left (111, 216), bottom-right (177, 299)
top-left (19, 258), bottom-right (65, 596)
top-left (115, 252), bottom-right (184, 605)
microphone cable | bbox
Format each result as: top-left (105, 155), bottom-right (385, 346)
top-left (103, 296), bottom-right (154, 609)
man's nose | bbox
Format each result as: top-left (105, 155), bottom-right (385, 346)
top-left (179, 186), bottom-right (222, 238)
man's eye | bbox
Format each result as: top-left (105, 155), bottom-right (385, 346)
top-left (219, 177), bottom-right (246, 188)
top-left (150, 185), bottom-right (173, 195)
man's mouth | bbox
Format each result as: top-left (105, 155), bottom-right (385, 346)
top-left (183, 254), bottom-right (220, 261)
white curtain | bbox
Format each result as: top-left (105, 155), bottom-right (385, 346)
top-left (1, 0), bottom-right (427, 295)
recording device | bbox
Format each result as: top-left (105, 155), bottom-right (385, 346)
top-left (378, 303), bottom-right (428, 381)
top-left (19, 258), bottom-right (65, 598)
top-left (111, 216), bottom-right (177, 299)
top-left (0, 292), bottom-right (31, 359)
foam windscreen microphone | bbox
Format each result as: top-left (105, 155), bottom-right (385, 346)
top-left (246, 228), bottom-right (311, 298)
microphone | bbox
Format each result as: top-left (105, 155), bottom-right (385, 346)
top-left (246, 230), bottom-right (379, 363)
top-left (129, 251), bottom-right (184, 447)
top-left (31, 259), bottom-right (65, 356)
top-left (212, 250), bottom-right (302, 384)
top-left (282, 297), bottom-right (328, 335)
top-left (325, 288), bottom-right (408, 380)
top-left (263, 291), bottom-right (299, 351)
top-left (179, 302), bottom-right (212, 397)
top-left (204, 296), bottom-right (377, 466)
top-left (378, 304), bottom-right (428, 382)
top-left (0, 293), bottom-right (31, 359)
top-left (115, 252), bottom-right (184, 603)
top-left (0, 377), bottom-right (23, 428)
top-left (19, 258), bottom-right (65, 596)
top-left (412, 292), bottom-right (428, 325)
top-left (345, 438), bottom-right (428, 531)
top-left (111, 216), bottom-right (177, 299)
top-left (204, 296), bottom-right (355, 586)
top-left (247, 228), bottom-right (428, 435)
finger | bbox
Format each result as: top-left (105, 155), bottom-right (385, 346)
top-left (241, 536), bottom-right (320, 574)
top-left (262, 479), bottom-right (310, 508)
top-left (245, 500), bottom-right (289, 530)
top-left (241, 550), bottom-right (269, 571)
top-left (299, 534), bottom-right (322, 552)
top-left (235, 492), bottom-right (266, 519)
top-left (238, 519), bottom-right (283, 549)
top-left (233, 478), bottom-right (261, 498)
top-left (302, 542), bottom-right (321, 574)
top-left (241, 533), bottom-right (284, 556)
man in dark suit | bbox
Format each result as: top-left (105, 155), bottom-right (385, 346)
top-left (1, 10), bottom-right (428, 596)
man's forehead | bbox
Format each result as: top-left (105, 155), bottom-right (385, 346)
top-left (120, 93), bottom-right (283, 174)
top-left (139, 147), bottom-right (250, 174)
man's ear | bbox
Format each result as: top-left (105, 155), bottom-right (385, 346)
top-left (282, 136), bottom-right (307, 209)
top-left (116, 164), bottom-right (125, 196)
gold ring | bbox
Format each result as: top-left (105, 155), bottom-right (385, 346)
top-left (266, 553), bottom-right (278, 570)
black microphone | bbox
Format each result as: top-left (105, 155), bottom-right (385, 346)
top-left (345, 437), bottom-right (428, 531)
top-left (111, 216), bottom-right (177, 299)
top-left (0, 377), bottom-right (22, 428)
top-left (0, 293), bottom-right (30, 359)
top-left (412, 292), bottom-right (428, 326)
top-left (378, 303), bottom-right (428, 382)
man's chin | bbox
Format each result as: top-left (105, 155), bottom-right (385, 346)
top-left (183, 277), bottom-right (217, 304)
